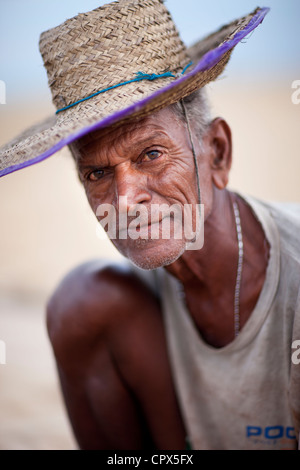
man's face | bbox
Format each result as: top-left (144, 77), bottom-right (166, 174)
top-left (73, 106), bottom-right (214, 269)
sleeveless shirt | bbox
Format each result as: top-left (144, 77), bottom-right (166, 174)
top-left (132, 194), bottom-right (300, 450)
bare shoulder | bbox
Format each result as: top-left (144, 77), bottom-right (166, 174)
top-left (46, 259), bottom-right (160, 359)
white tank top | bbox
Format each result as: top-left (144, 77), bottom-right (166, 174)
top-left (154, 195), bottom-right (300, 450)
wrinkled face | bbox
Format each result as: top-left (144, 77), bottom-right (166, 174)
top-left (72, 106), bottom-right (215, 269)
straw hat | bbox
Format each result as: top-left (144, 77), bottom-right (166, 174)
top-left (0, 0), bottom-right (269, 178)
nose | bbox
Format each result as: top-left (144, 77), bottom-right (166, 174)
top-left (113, 162), bottom-right (151, 212)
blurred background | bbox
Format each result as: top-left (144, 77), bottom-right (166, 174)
top-left (0, 0), bottom-right (299, 450)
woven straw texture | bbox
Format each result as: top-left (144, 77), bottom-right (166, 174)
top-left (0, 0), bottom-right (264, 176)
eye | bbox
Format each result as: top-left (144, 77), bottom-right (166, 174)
top-left (87, 169), bottom-right (105, 181)
top-left (141, 149), bottom-right (162, 163)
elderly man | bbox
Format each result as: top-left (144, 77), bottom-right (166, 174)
top-left (0, 0), bottom-right (299, 451)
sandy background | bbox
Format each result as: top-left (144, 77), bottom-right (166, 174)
top-left (0, 80), bottom-right (299, 449)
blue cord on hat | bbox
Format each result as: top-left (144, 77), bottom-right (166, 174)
top-left (55, 62), bottom-right (193, 115)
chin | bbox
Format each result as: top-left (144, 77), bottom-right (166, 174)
top-left (112, 237), bottom-right (187, 270)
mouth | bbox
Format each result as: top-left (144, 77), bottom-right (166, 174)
top-left (137, 216), bottom-right (164, 230)
top-left (99, 203), bottom-right (186, 241)
top-left (129, 216), bottom-right (166, 237)
top-left (116, 214), bottom-right (172, 240)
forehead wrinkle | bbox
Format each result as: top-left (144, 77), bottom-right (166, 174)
top-left (76, 117), bottom-right (147, 153)
top-left (77, 122), bottom-right (176, 168)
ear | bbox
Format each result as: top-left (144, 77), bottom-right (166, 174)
top-left (207, 118), bottom-right (232, 189)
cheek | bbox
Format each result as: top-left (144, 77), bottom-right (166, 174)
top-left (83, 185), bottom-right (112, 217)
top-left (197, 160), bottom-right (215, 219)
top-left (150, 159), bottom-right (198, 205)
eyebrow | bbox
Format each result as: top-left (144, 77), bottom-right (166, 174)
top-left (77, 131), bottom-right (170, 170)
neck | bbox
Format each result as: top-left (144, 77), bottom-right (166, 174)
top-left (164, 187), bottom-right (269, 348)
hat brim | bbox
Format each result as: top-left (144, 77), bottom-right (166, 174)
top-left (0, 7), bottom-right (269, 178)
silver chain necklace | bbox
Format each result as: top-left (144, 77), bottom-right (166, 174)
top-left (232, 200), bottom-right (243, 337)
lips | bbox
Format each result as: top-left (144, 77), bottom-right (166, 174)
top-left (98, 202), bottom-right (183, 240)
top-left (117, 212), bottom-right (168, 231)
top-left (137, 216), bottom-right (165, 230)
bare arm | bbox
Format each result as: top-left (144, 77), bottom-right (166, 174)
top-left (46, 260), bottom-right (186, 450)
